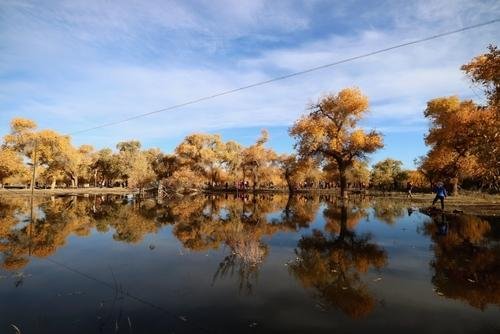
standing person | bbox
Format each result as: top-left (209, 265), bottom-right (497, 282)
top-left (432, 182), bottom-right (447, 210)
top-left (406, 181), bottom-right (413, 198)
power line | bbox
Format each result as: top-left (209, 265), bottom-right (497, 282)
top-left (69, 19), bottom-right (499, 136)
top-left (45, 257), bottom-right (214, 333)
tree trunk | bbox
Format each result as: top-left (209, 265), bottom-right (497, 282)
top-left (338, 205), bottom-right (348, 242)
top-left (451, 178), bottom-right (459, 196)
top-left (339, 164), bottom-right (348, 199)
top-left (70, 176), bottom-right (79, 188)
top-left (285, 195), bottom-right (292, 219)
top-left (252, 169), bottom-right (257, 192)
top-left (242, 167), bottom-right (246, 190)
top-left (210, 168), bottom-right (215, 188)
top-left (285, 171), bottom-right (294, 193)
top-left (51, 176), bottom-right (56, 190)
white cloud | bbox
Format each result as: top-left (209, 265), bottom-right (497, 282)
top-left (0, 0), bottom-right (498, 160)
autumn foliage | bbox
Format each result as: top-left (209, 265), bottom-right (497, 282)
top-left (1, 46), bottom-right (498, 194)
top-left (423, 213), bottom-right (500, 309)
top-left (419, 45), bottom-right (499, 193)
top-left (290, 88), bottom-right (383, 197)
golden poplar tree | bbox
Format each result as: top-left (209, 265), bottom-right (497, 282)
top-left (461, 45), bottom-right (499, 190)
top-left (423, 97), bottom-right (482, 195)
top-left (0, 148), bottom-right (27, 186)
top-left (290, 88), bottom-right (383, 198)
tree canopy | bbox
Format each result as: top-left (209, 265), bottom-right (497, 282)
top-left (2, 46), bottom-right (498, 194)
top-left (290, 87), bottom-right (383, 197)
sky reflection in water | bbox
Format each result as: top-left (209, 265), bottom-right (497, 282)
top-left (0, 194), bottom-right (499, 333)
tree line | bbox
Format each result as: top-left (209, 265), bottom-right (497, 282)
top-left (0, 45), bottom-right (498, 195)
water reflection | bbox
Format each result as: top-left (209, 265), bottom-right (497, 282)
top-left (277, 195), bottom-right (321, 229)
top-left (0, 196), bottom-right (166, 270)
top-left (1, 193), bottom-right (499, 326)
top-left (423, 213), bottom-right (500, 310)
top-left (170, 194), bottom-right (319, 294)
top-left (289, 204), bottom-right (387, 318)
top-left (371, 198), bottom-right (407, 224)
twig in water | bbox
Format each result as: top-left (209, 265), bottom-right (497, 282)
top-left (10, 324), bottom-right (21, 334)
top-left (128, 316), bottom-right (133, 333)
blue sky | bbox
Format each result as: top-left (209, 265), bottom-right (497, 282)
top-left (1, 0), bottom-right (498, 168)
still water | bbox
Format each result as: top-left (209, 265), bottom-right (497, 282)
top-left (0, 194), bottom-right (499, 333)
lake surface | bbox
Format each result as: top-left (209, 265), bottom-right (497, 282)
top-left (1, 194), bottom-right (499, 334)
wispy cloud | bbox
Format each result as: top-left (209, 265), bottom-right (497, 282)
top-left (0, 0), bottom-right (498, 168)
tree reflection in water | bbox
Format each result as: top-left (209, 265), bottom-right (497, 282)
top-left (0, 195), bottom-right (165, 271)
top-left (289, 203), bottom-right (387, 318)
top-left (171, 194), bottom-right (319, 295)
top-left (0, 196), bottom-right (31, 270)
top-left (1, 194), bottom-right (385, 306)
top-left (277, 195), bottom-right (321, 230)
top-left (5, 193), bottom-right (497, 315)
top-left (371, 198), bottom-right (406, 225)
top-left (1, 196), bottom-right (97, 270)
top-left (423, 213), bottom-right (500, 310)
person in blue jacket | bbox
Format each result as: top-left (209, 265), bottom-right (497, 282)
top-left (432, 182), bottom-right (447, 210)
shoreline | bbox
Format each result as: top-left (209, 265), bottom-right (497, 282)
top-left (0, 187), bottom-right (135, 197)
top-left (204, 191), bottom-right (500, 217)
top-left (1, 188), bottom-right (499, 217)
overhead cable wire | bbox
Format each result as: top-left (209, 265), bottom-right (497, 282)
top-left (45, 257), bottom-right (214, 333)
top-left (67, 19), bottom-right (500, 136)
